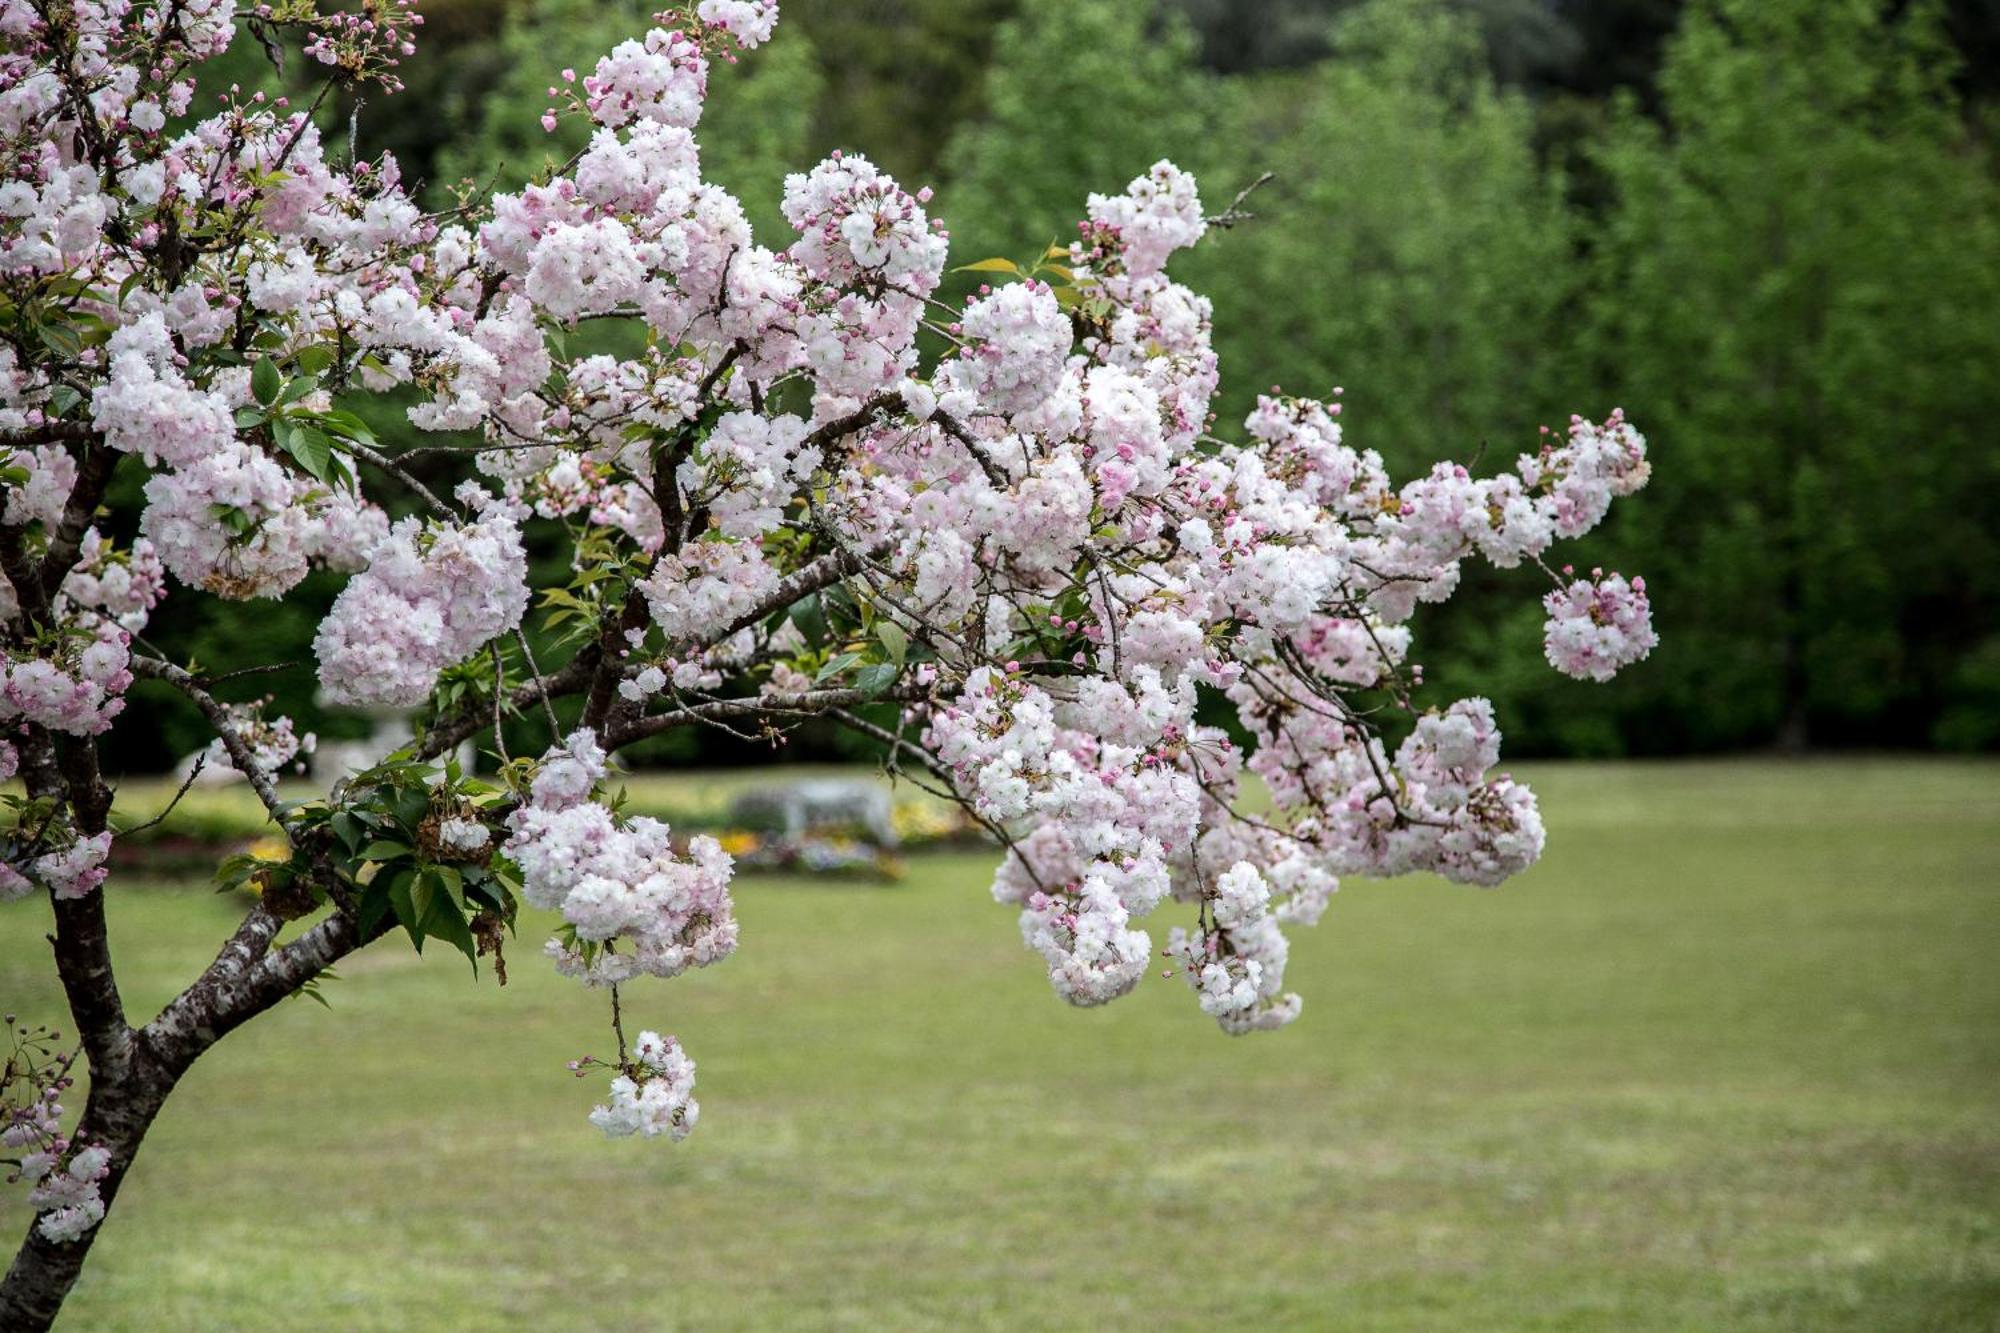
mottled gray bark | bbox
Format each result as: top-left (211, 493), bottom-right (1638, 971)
top-left (1, 903), bottom-right (382, 1331)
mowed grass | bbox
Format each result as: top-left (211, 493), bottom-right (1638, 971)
top-left (2, 760), bottom-right (1997, 1331)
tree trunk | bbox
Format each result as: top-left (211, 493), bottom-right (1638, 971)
top-left (0, 1048), bottom-right (176, 1331)
top-left (2, 905), bottom-right (381, 1329)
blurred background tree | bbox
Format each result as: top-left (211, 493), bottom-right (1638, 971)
top-left (434, 0), bottom-right (824, 239)
top-left (106, 0), bottom-right (2000, 770)
top-left (938, 0), bottom-right (1214, 266)
top-left (1580, 0), bottom-right (2000, 752)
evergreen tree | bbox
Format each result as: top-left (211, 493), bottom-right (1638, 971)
top-left (1191, 0), bottom-right (1569, 463)
top-left (1585, 0), bottom-right (2000, 749)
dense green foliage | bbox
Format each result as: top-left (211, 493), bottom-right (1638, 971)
top-left (5, 762), bottom-right (1997, 1326)
top-left (111, 0), bottom-right (2000, 769)
top-left (939, 0), bottom-right (1213, 266)
top-left (1583, 0), bottom-right (2000, 752)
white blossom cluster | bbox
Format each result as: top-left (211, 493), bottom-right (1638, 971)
top-left (508, 729), bottom-right (739, 983)
top-left (588, 1031), bottom-right (699, 1140)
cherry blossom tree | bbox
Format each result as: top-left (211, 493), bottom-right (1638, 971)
top-left (0, 0), bottom-right (1654, 1324)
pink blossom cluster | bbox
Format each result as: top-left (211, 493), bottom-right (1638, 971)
top-left (944, 281), bottom-right (1072, 419)
top-left (695, 0), bottom-right (779, 49)
top-left (585, 27), bottom-right (709, 130)
top-left (1166, 863), bottom-right (1300, 1034)
top-left (142, 447), bottom-right (329, 600)
top-left (314, 510), bottom-right (529, 706)
top-left (1079, 160), bottom-right (1209, 278)
top-left (639, 535), bottom-right (780, 646)
top-left (5, 1092), bottom-right (107, 1245)
top-left (197, 702), bottom-right (316, 779)
top-left (21, 1144), bottom-right (109, 1243)
top-left (90, 315), bottom-right (236, 470)
top-left (1543, 571), bottom-right (1658, 682)
top-left (1, 832), bottom-right (112, 904)
top-left (60, 531), bottom-right (167, 632)
top-left (2, 1015), bottom-right (113, 1242)
top-left (780, 152), bottom-right (949, 396)
top-left (1, 624), bottom-right (132, 737)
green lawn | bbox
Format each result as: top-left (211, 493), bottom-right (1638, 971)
top-left (3, 760), bottom-right (1998, 1330)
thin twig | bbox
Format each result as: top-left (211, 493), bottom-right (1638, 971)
top-left (1205, 171), bottom-right (1275, 230)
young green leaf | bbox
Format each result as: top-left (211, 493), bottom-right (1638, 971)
top-left (251, 356), bottom-right (282, 406)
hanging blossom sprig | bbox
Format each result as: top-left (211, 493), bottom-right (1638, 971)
top-left (1, 1019), bottom-right (106, 1246)
top-left (0, 1), bottom-right (1652, 1314)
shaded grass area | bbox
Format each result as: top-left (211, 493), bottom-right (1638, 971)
top-left (3, 760), bottom-right (1997, 1330)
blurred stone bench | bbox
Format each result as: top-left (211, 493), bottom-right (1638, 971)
top-left (729, 778), bottom-right (899, 848)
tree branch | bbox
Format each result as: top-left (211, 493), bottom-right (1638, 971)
top-left (143, 895), bottom-right (385, 1073)
top-left (604, 683), bottom-right (926, 748)
top-left (14, 730), bottom-right (132, 1088)
top-left (37, 440), bottom-right (120, 599)
top-left (418, 651), bottom-right (597, 761)
top-left (129, 656), bottom-right (295, 836)
top-left (697, 542), bottom-right (887, 652)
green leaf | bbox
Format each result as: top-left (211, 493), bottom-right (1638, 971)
top-left (331, 812), bottom-right (362, 854)
top-left (433, 864), bottom-right (466, 911)
top-left (816, 650), bottom-right (861, 683)
top-left (790, 593), bottom-right (829, 647)
top-left (39, 321), bottom-right (83, 358)
top-left (314, 409), bottom-right (377, 445)
top-left (875, 620), bottom-right (908, 668)
top-left (394, 786), bottom-right (431, 829)
top-left (421, 893), bottom-right (479, 968)
top-left (386, 870), bottom-right (423, 951)
top-left (406, 874), bottom-right (436, 944)
top-left (275, 423), bottom-right (333, 481)
top-left (252, 357), bottom-right (282, 406)
top-left (211, 851), bottom-right (265, 892)
top-left (295, 345), bottom-right (335, 376)
top-left (854, 661), bottom-right (900, 697)
top-left (356, 883), bottom-right (393, 936)
top-left (356, 839), bottom-right (411, 862)
top-left (953, 257), bottom-right (1021, 275)
top-left (207, 503), bottom-right (255, 537)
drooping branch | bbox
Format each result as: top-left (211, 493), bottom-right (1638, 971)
top-left (129, 656), bottom-right (295, 835)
